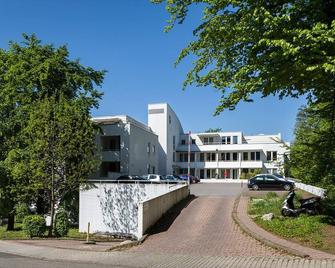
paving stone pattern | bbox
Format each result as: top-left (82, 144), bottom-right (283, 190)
top-left (132, 196), bottom-right (285, 257)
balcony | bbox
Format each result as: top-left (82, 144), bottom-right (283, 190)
top-left (175, 160), bottom-right (263, 169)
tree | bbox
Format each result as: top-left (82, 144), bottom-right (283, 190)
top-left (290, 104), bottom-right (335, 197)
top-left (152, 0), bottom-right (335, 115)
top-left (0, 34), bottom-right (105, 232)
top-left (205, 128), bottom-right (222, 133)
top-left (22, 96), bottom-right (99, 235)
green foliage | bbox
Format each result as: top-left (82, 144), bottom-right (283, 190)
top-left (240, 168), bottom-right (262, 180)
top-left (205, 128), bottom-right (222, 133)
top-left (290, 104), bottom-right (335, 197)
top-left (0, 34), bottom-right (105, 234)
top-left (153, 0), bottom-right (335, 114)
top-left (54, 209), bottom-right (69, 237)
top-left (22, 215), bottom-right (46, 238)
top-left (15, 203), bottom-right (30, 223)
top-left (249, 192), bottom-right (331, 249)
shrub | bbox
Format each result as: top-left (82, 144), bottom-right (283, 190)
top-left (22, 215), bottom-right (46, 238)
top-left (15, 203), bottom-right (30, 223)
top-left (54, 209), bottom-right (69, 237)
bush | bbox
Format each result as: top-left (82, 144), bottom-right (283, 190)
top-left (22, 215), bottom-right (46, 238)
top-left (54, 209), bottom-right (69, 237)
top-left (15, 203), bottom-right (30, 223)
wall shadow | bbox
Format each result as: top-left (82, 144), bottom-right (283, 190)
top-left (147, 194), bottom-right (198, 235)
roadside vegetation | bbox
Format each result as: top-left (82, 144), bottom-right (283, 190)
top-left (248, 192), bottom-right (335, 253)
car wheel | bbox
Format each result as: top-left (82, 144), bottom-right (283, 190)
top-left (284, 184), bottom-right (291, 191)
top-left (252, 184), bottom-right (259, 191)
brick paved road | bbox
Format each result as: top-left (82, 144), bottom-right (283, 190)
top-left (132, 183), bottom-right (285, 257)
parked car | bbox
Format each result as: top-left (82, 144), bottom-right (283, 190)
top-left (142, 174), bottom-right (164, 182)
top-left (163, 174), bottom-right (182, 181)
top-left (247, 174), bottom-right (295, 191)
top-left (116, 175), bottom-right (148, 182)
top-left (179, 174), bottom-right (199, 183)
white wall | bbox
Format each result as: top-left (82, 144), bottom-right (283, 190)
top-left (129, 123), bottom-right (159, 175)
top-left (79, 183), bottom-right (182, 238)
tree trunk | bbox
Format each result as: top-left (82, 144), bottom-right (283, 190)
top-left (48, 184), bottom-right (55, 237)
top-left (7, 211), bottom-right (15, 231)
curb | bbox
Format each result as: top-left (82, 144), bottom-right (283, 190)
top-left (107, 234), bottom-right (148, 251)
top-left (231, 195), bottom-right (309, 259)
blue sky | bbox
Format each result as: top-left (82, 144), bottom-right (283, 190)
top-left (0, 0), bottom-right (306, 141)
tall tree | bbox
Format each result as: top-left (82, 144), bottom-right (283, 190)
top-left (0, 34), bottom-right (105, 231)
top-left (290, 103), bottom-right (335, 197)
top-left (152, 0), bottom-right (335, 115)
top-left (6, 96), bottom-right (101, 236)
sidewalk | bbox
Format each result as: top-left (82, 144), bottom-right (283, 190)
top-left (1, 240), bottom-right (335, 267)
top-left (234, 195), bottom-right (335, 260)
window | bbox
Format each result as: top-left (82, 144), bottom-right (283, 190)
top-left (211, 153), bottom-right (216, 161)
top-left (273, 151), bottom-right (277, 161)
top-left (232, 152), bottom-right (238, 161)
top-left (169, 115), bottom-right (171, 124)
top-left (251, 152), bottom-right (255, 161)
top-left (209, 137), bottom-right (214, 143)
top-left (267, 151), bottom-right (278, 161)
top-left (147, 164), bottom-right (151, 174)
top-left (152, 166), bottom-right (155, 174)
top-left (190, 153), bottom-right (195, 162)
top-left (179, 153), bottom-right (184, 162)
top-left (204, 137), bottom-right (208, 144)
top-left (206, 153), bottom-right (211, 161)
top-left (147, 142), bottom-right (151, 153)
top-left (242, 168), bottom-right (249, 174)
top-left (233, 136), bottom-right (238, 144)
top-left (221, 153), bottom-right (225, 161)
top-left (256, 151), bottom-right (261, 161)
top-left (152, 145), bottom-right (155, 153)
top-left (200, 153), bottom-right (205, 162)
top-left (226, 152), bottom-right (231, 161)
top-left (206, 169), bottom-right (211, 178)
top-left (200, 169), bottom-right (205, 179)
top-left (192, 139), bottom-right (196, 145)
top-left (173, 136), bottom-right (175, 150)
top-left (243, 152), bottom-right (249, 161)
top-left (222, 136), bottom-right (232, 144)
top-left (255, 175), bottom-right (264, 181)
top-left (181, 139), bottom-right (186, 145)
top-left (173, 152), bottom-right (175, 162)
top-left (101, 136), bottom-right (120, 151)
top-left (265, 175), bottom-right (276, 181)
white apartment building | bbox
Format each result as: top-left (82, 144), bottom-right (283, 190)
top-left (174, 132), bottom-right (289, 179)
top-left (92, 103), bottom-right (289, 180)
top-left (91, 115), bottom-right (159, 180)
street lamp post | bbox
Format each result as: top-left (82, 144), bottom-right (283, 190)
top-left (188, 131), bottom-right (191, 187)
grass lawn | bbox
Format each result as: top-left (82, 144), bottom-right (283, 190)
top-left (248, 191), bottom-right (335, 254)
top-left (0, 224), bottom-right (123, 242)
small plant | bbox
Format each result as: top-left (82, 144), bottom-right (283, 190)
top-left (22, 215), bottom-right (46, 238)
top-left (15, 203), bottom-right (30, 223)
top-left (54, 209), bottom-right (69, 237)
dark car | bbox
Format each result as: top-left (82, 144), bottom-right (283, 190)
top-left (179, 174), bottom-right (199, 183)
top-left (163, 175), bottom-right (181, 181)
top-left (247, 174), bottom-right (294, 191)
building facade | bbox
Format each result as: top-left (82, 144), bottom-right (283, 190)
top-left (91, 115), bottom-right (159, 180)
top-left (92, 103), bottom-right (289, 180)
top-left (174, 132), bottom-right (289, 179)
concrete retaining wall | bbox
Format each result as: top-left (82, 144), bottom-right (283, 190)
top-left (137, 184), bottom-right (189, 239)
top-left (295, 182), bottom-right (326, 198)
top-left (79, 183), bottom-right (185, 238)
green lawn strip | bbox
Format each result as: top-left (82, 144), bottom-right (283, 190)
top-left (0, 225), bottom-right (121, 242)
top-left (248, 191), bottom-right (334, 252)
